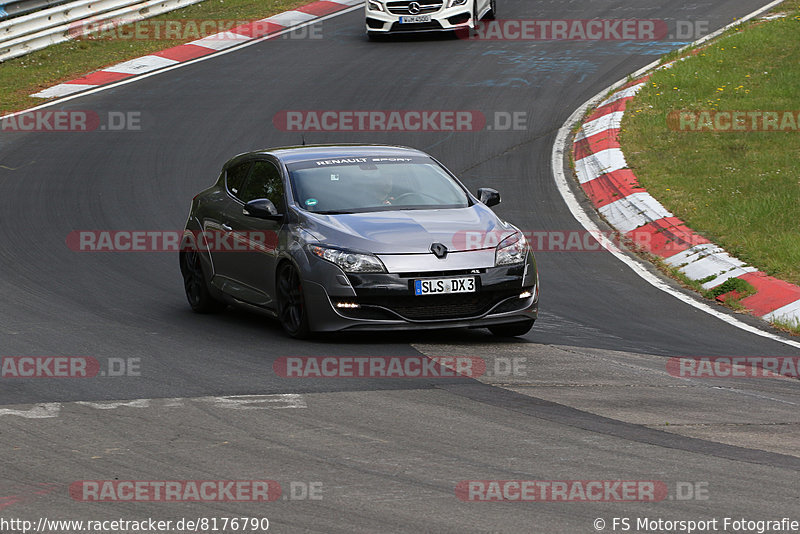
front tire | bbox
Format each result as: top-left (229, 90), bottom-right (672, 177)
top-left (489, 319), bottom-right (534, 337)
top-left (180, 251), bottom-right (226, 314)
top-left (277, 262), bottom-right (311, 339)
top-left (486, 0), bottom-right (496, 19)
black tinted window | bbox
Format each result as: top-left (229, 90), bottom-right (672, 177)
top-left (239, 161), bottom-right (285, 207)
top-left (226, 162), bottom-right (252, 199)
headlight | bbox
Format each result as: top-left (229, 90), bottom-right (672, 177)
top-left (308, 245), bottom-right (386, 273)
top-left (495, 233), bottom-right (528, 266)
top-left (367, 0), bottom-right (384, 11)
top-left (448, 0), bottom-right (468, 6)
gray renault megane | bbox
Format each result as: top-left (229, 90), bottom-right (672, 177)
top-left (180, 144), bottom-right (538, 338)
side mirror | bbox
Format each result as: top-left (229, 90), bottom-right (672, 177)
top-left (244, 198), bottom-right (282, 220)
top-left (477, 187), bottom-right (501, 208)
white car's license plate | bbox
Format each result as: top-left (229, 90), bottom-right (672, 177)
top-left (400, 15), bottom-right (431, 23)
top-left (414, 277), bottom-right (476, 296)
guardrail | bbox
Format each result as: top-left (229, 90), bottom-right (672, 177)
top-left (0, 0), bottom-right (204, 62)
top-left (1, 0), bottom-right (73, 21)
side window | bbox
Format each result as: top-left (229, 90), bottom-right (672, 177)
top-left (239, 161), bottom-right (285, 208)
top-left (226, 162), bottom-right (252, 199)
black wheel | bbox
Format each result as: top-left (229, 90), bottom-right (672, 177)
top-left (486, 0), bottom-right (496, 19)
top-left (489, 319), bottom-right (534, 337)
top-left (180, 251), bottom-right (226, 314)
top-left (277, 262), bottom-right (311, 338)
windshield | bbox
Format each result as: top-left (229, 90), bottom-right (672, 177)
top-left (286, 156), bottom-right (471, 214)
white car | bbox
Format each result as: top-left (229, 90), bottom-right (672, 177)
top-left (366, 0), bottom-right (495, 37)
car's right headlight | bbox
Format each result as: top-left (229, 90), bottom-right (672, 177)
top-left (368, 0), bottom-right (384, 11)
top-left (308, 245), bottom-right (386, 273)
top-left (495, 233), bottom-right (528, 266)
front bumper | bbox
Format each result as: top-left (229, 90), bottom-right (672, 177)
top-left (365, 1), bottom-right (473, 33)
top-left (303, 257), bottom-right (538, 332)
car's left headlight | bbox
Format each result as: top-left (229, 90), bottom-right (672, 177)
top-left (308, 245), bottom-right (387, 273)
top-left (495, 233), bottom-right (528, 266)
top-left (448, 0), bottom-right (468, 6)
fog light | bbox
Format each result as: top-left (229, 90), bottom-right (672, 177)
top-left (336, 302), bottom-right (360, 309)
top-left (519, 290), bottom-right (532, 299)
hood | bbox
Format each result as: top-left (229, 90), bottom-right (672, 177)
top-left (298, 205), bottom-right (517, 254)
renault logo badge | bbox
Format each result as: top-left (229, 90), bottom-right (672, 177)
top-left (431, 243), bottom-right (448, 259)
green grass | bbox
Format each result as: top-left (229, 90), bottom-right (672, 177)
top-left (621, 1), bottom-right (800, 288)
top-left (773, 316), bottom-right (800, 336)
top-left (0, 0), bottom-right (311, 113)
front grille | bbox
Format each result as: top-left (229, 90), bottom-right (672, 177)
top-left (396, 269), bottom-right (485, 279)
top-left (387, 0), bottom-right (443, 14)
top-left (355, 290), bottom-right (521, 321)
top-left (389, 20), bottom-right (443, 31)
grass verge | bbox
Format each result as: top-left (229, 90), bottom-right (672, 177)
top-left (0, 0), bottom-right (312, 113)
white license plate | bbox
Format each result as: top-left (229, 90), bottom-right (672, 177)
top-left (400, 15), bottom-right (431, 23)
top-left (414, 277), bottom-right (476, 296)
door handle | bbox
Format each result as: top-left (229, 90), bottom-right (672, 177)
top-left (221, 223), bottom-right (233, 232)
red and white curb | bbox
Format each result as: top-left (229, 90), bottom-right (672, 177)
top-left (572, 68), bottom-right (800, 328)
top-left (31, 0), bottom-right (362, 99)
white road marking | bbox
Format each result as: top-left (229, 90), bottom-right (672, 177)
top-left (596, 83), bottom-right (646, 108)
top-left (574, 148), bottom-right (627, 184)
top-left (102, 55), bottom-right (179, 74)
top-left (0, 394), bottom-right (306, 418)
top-left (198, 394), bottom-right (308, 409)
top-left (189, 31), bottom-right (253, 51)
top-left (576, 111), bottom-right (625, 140)
top-left (75, 399), bottom-right (152, 409)
top-left (597, 192), bottom-right (673, 235)
top-left (0, 403), bottom-right (61, 418)
top-left (765, 300), bottom-right (800, 324)
top-left (264, 10), bottom-right (317, 27)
